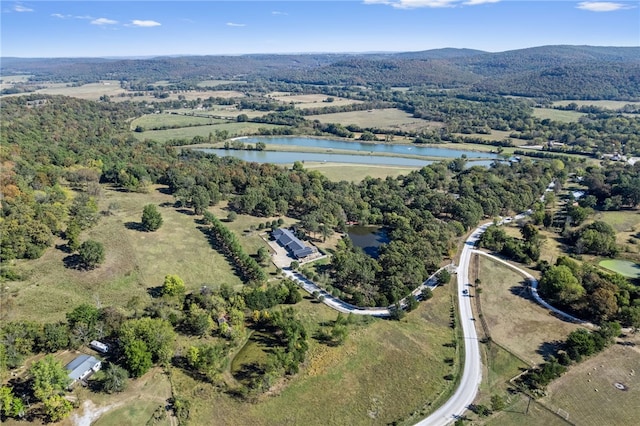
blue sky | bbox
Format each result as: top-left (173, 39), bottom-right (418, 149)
top-left (2, 1), bottom-right (638, 57)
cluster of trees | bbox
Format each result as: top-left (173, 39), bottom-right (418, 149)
top-left (202, 211), bottom-right (266, 284)
top-left (518, 323), bottom-right (621, 395)
top-left (478, 223), bottom-right (542, 264)
top-left (569, 221), bottom-right (619, 257)
top-left (538, 256), bottom-right (640, 326)
top-left (580, 163), bottom-right (640, 211)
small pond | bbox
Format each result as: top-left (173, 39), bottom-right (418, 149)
top-left (599, 259), bottom-right (640, 279)
top-left (347, 226), bottom-right (390, 258)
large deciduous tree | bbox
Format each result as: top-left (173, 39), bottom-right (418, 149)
top-left (141, 204), bottom-right (163, 232)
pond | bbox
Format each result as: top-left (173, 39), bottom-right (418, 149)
top-left (195, 136), bottom-right (501, 167)
top-left (599, 259), bottom-right (640, 279)
top-left (347, 226), bottom-right (390, 258)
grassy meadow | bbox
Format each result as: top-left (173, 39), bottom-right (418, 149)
top-left (307, 108), bottom-right (443, 132)
top-left (171, 286), bottom-right (461, 426)
top-left (532, 108), bottom-right (586, 123)
top-left (552, 100), bottom-right (640, 110)
top-left (132, 122), bottom-right (285, 142)
top-left (130, 113), bottom-right (223, 130)
top-left (269, 93), bottom-right (363, 109)
top-left (474, 255), bottom-right (580, 365)
top-left (304, 163), bottom-right (421, 182)
top-left (541, 343), bottom-right (640, 426)
top-left (5, 185), bottom-right (243, 323)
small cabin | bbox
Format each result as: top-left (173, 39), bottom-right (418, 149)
top-left (65, 355), bottom-right (101, 385)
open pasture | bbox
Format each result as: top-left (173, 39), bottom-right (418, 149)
top-left (197, 79), bottom-right (247, 87)
top-left (532, 108), bottom-right (586, 123)
top-left (541, 344), bottom-right (640, 426)
top-left (6, 185), bottom-right (242, 323)
top-left (172, 287), bottom-right (460, 426)
top-left (304, 162), bottom-right (420, 182)
top-left (308, 108), bottom-right (443, 132)
top-left (476, 255), bottom-right (580, 365)
top-left (132, 122), bottom-right (284, 142)
top-left (31, 80), bottom-right (126, 99)
top-left (553, 100), bottom-right (640, 110)
top-left (269, 92), bottom-right (363, 109)
top-left (593, 209), bottom-right (640, 256)
top-left (130, 113), bottom-right (223, 130)
top-left (167, 106), bottom-right (266, 119)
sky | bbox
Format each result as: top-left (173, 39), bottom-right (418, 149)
top-left (1, 1), bottom-right (639, 57)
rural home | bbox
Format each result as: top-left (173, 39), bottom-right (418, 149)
top-left (272, 228), bottom-right (316, 259)
top-left (65, 354), bottom-right (101, 385)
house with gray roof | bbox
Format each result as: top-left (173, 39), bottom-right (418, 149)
top-left (272, 228), bottom-right (316, 259)
top-left (65, 354), bottom-right (101, 385)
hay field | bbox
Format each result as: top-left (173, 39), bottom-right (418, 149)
top-left (541, 344), bottom-right (640, 426)
top-left (476, 255), bottom-right (580, 365)
top-left (33, 80), bottom-right (126, 99)
top-left (308, 108), bottom-right (443, 132)
top-left (197, 80), bottom-right (247, 87)
top-left (532, 108), bottom-right (586, 123)
top-left (269, 93), bottom-right (363, 109)
top-left (130, 113), bottom-right (222, 130)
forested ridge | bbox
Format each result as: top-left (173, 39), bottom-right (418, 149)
top-left (3, 45), bottom-right (640, 100)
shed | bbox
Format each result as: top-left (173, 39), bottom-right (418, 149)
top-left (65, 355), bottom-right (101, 384)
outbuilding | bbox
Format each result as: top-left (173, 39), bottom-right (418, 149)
top-left (89, 340), bottom-right (109, 354)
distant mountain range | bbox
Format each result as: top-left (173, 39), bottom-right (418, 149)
top-left (3, 45), bottom-right (640, 100)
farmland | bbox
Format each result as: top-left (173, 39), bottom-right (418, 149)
top-left (532, 108), bottom-right (586, 123)
top-left (308, 108), bottom-right (443, 132)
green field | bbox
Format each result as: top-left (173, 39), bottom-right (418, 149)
top-left (6, 185), bottom-right (243, 323)
top-left (305, 163), bottom-right (420, 182)
top-left (32, 80), bottom-right (126, 100)
top-left (541, 344), bottom-right (640, 426)
top-left (197, 79), bottom-right (247, 87)
top-left (553, 100), bottom-right (640, 110)
top-left (270, 93), bottom-right (362, 109)
top-left (599, 259), bottom-right (640, 278)
top-left (130, 113), bottom-right (223, 130)
top-left (308, 108), bottom-right (442, 132)
top-left (592, 210), bottom-right (640, 256)
top-left (532, 108), bottom-right (586, 123)
top-left (132, 122), bottom-right (285, 142)
top-left (172, 288), bottom-right (460, 426)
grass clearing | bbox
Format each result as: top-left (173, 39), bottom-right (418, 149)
top-left (553, 100), bottom-right (640, 110)
top-left (532, 108), bottom-right (586, 123)
top-left (7, 185), bottom-right (242, 322)
top-left (304, 163), bottom-right (420, 182)
top-left (130, 113), bottom-right (223, 130)
top-left (32, 80), bottom-right (126, 100)
top-left (269, 93), bottom-right (362, 109)
top-left (197, 80), bottom-right (247, 87)
top-left (475, 254), bottom-right (580, 365)
top-left (452, 129), bottom-right (517, 142)
top-left (132, 122), bottom-right (285, 142)
top-left (541, 344), bottom-right (640, 426)
top-left (307, 108), bottom-right (442, 132)
top-left (593, 209), bottom-right (640, 257)
top-left (173, 287), bottom-right (460, 426)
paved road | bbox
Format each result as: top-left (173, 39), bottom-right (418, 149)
top-left (415, 223), bottom-right (490, 426)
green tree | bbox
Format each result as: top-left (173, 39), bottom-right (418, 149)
top-left (161, 274), bottom-right (186, 298)
top-left (29, 355), bottom-right (71, 401)
top-left (101, 363), bottom-right (128, 394)
top-left (257, 246), bottom-right (270, 265)
top-left (191, 185), bottom-right (211, 215)
top-left (78, 240), bottom-right (105, 269)
top-left (490, 394), bottom-right (506, 412)
top-left (43, 394), bottom-right (73, 422)
top-left (539, 265), bottom-right (585, 304)
top-left (437, 269), bottom-right (452, 286)
top-left (141, 204), bottom-right (163, 232)
top-left (226, 211), bottom-right (237, 222)
top-left (123, 339), bottom-right (153, 377)
top-left (0, 386), bottom-right (25, 418)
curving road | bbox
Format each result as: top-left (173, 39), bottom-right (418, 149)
top-left (415, 223), bottom-right (490, 426)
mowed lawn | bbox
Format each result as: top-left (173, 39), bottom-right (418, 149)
top-left (541, 344), bottom-right (640, 426)
top-left (476, 255), bottom-right (580, 365)
top-left (7, 185), bottom-right (242, 323)
top-left (308, 108), bottom-right (443, 132)
top-left (173, 289), bottom-right (459, 426)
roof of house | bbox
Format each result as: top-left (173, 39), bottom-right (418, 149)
top-left (65, 354), bottom-right (100, 381)
top-left (272, 228), bottom-right (316, 258)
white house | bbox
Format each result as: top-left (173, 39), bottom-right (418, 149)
top-left (65, 354), bottom-right (101, 385)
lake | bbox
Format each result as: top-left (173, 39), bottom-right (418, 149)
top-left (195, 136), bottom-right (500, 167)
top-left (347, 226), bottom-right (389, 258)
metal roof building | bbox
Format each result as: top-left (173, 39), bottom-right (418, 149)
top-left (65, 354), bottom-right (102, 383)
top-left (272, 228), bottom-right (316, 259)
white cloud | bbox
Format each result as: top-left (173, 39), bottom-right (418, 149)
top-left (364, 0), bottom-right (500, 7)
top-left (51, 13), bottom-right (69, 19)
top-left (14, 4), bottom-right (33, 12)
top-left (226, 22), bottom-right (246, 27)
top-left (131, 19), bottom-right (161, 27)
top-left (272, 11), bottom-right (288, 16)
top-left (464, 0), bottom-right (500, 5)
top-left (91, 17), bottom-right (118, 25)
top-left (576, 2), bottom-right (633, 12)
